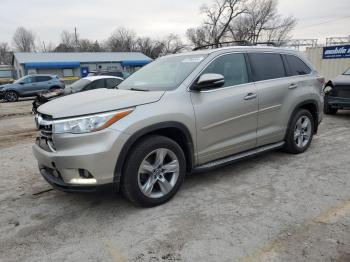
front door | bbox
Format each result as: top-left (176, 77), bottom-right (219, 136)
top-left (191, 53), bottom-right (258, 164)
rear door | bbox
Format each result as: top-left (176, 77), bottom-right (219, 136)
top-left (32, 76), bottom-right (53, 94)
top-left (191, 53), bottom-right (258, 164)
top-left (248, 52), bottom-right (291, 146)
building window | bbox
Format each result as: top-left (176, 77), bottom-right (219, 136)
top-left (63, 68), bottom-right (74, 77)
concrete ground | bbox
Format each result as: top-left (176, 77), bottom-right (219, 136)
top-left (0, 100), bottom-right (350, 262)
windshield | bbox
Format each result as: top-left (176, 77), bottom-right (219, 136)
top-left (343, 68), bottom-right (350, 75)
top-left (68, 79), bottom-right (90, 93)
top-left (14, 76), bottom-right (28, 84)
top-left (118, 54), bottom-right (207, 91)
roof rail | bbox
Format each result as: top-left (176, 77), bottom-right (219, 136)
top-left (193, 40), bottom-right (252, 51)
top-left (192, 40), bottom-right (280, 51)
top-left (254, 42), bottom-right (278, 47)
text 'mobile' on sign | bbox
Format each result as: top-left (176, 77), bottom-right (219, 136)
top-left (323, 45), bottom-right (350, 59)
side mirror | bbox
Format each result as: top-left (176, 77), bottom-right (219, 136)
top-left (19, 82), bottom-right (24, 85)
top-left (191, 73), bottom-right (225, 91)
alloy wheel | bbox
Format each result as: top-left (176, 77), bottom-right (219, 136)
top-left (137, 148), bottom-right (180, 199)
top-left (294, 115), bottom-right (312, 148)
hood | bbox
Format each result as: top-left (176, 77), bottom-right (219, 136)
top-left (0, 83), bottom-right (14, 90)
top-left (38, 88), bottom-right (165, 118)
top-left (333, 74), bottom-right (350, 85)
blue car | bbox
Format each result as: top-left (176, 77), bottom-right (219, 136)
top-left (0, 74), bottom-right (65, 102)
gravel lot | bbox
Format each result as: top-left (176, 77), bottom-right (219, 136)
top-left (1, 100), bottom-right (350, 262)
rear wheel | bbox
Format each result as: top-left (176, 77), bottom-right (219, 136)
top-left (284, 109), bottom-right (314, 154)
top-left (122, 135), bottom-right (186, 207)
top-left (5, 91), bottom-right (18, 102)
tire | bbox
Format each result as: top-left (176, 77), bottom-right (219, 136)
top-left (323, 101), bottom-right (337, 115)
top-left (5, 91), bottom-right (19, 102)
top-left (122, 135), bottom-right (186, 207)
top-left (284, 109), bottom-right (314, 154)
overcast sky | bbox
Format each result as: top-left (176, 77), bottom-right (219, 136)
top-left (0, 0), bottom-right (349, 47)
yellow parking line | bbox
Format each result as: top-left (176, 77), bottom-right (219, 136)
top-left (104, 240), bottom-right (127, 262)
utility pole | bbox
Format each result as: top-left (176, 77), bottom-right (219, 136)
top-left (74, 27), bottom-right (78, 51)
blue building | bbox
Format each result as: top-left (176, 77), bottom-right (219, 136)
top-left (12, 52), bottom-right (152, 81)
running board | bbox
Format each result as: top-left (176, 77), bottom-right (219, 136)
top-left (193, 141), bottom-right (285, 172)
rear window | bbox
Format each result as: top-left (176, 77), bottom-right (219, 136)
top-left (284, 55), bottom-right (311, 76)
top-left (248, 53), bottom-right (286, 81)
top-left (36, 76), bottom-right (52, 82)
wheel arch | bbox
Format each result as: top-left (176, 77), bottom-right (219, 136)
top-left (288, 100), bottom-right (320, 135)
top-left (114, 121), bottom-right (195, 186)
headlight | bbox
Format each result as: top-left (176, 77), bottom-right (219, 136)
top-left (52, 108), bottom-right (134, 134)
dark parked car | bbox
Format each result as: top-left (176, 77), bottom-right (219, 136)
top-left (324, 68), bottom-right (350, 114)
top-left (0, 74), bottom-right (65, 102)
top-left (32, 75), bottom-right (123, 113)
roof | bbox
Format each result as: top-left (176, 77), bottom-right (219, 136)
top-left (13, 52), bottom-right (152, 64)
top-left (166, 46), bottom-right (301, 58)
top-left (83, 75), bottom-right (123, 81)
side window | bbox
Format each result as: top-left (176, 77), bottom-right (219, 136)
top-left (201, 53), bottom-right (248, 88)
top-left (105, 78), bottom-right (122, 89)
top-left (83, 79), bottom-right (105, 91)
top-left (36, 76), bottom-right (51, 82)
top-left (22, 76), bottom-right (33, 84)
top-left (284, 55), bottom-right (311, 76)
top-left (248, 53), bottom-right (286, 81)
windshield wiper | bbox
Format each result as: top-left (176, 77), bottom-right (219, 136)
top-left (129, 87), bottom-right (150, 92)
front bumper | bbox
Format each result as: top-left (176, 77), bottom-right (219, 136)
top-left (32, 128), bottom-right (130, 190)
top-left (326, 96), bottom-right (350, 109)
top-left (0, 90), bottom-right (4, 99)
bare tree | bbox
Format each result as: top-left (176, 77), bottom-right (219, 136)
top-left (12, 27), bottom-right (36, 52)
top-left (229, 0), bottom-right (296, 44)
top-left (135, 37), bottom-right (164, 59)
top-left (160, 34), bottom-right (186, 55)
top-left (105, 27), bottom-right (137, 52)
top-left (79, 39), bottom-right (103, 52)
top-left (187, 0), bottom-right (246, 48)
top-left (0, 42), bottom-right (12, 65)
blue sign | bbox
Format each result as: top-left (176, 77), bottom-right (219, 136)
top-left (323, 45), bottom-right (350, 59)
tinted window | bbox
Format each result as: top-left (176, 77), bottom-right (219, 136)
top-left (284, 55), bottom-right (311, 76)
top-left (201, 53), bottom-right (248, 88)
top-left (249, 53), bottom-right (286, 81)
top-left (84, 79), bottom-right (105, 91)
top-left (105, 78), bottom-right (122, 89)
top-left (36, 76), bottom-right (51, 82)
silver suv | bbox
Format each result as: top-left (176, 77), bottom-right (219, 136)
top-left (33, 46), bottom-right (324, 206)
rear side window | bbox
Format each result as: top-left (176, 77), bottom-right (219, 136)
top-left (248, 53), bottom-right (286, 81)
top-left (284, 55), bottom-right (311, 76)
top-left (105, 78), bottom-right (122, 89)
top-left (35, 76), bottom-right (51, 82)
top-left (201, 53), bottom-right (249, 88)
top-left (84, 79), bottom-right (105, 91)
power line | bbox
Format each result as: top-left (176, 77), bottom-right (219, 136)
top-left (296, 15), bottom-right (350, 30)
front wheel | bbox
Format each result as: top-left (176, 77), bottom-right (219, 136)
top-left (284, 109), bottom-right (314, 154)
top-left (5, 91), bottom-right (19, 102)
top-left (122, 135), bottom-right (186, 207)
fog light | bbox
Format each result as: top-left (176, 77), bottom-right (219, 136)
top-left (79, 169), bottom-right (93, 179)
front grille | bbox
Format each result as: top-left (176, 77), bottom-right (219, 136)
top-left (334, 85), bottom-right (350, 99)
top-left (35, 113), bottom-right (55, 152)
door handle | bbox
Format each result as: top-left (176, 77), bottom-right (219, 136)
top-left (289, 83), bottom-right (298, 89)
top-left (244, 93), bottom-right (257, 100)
